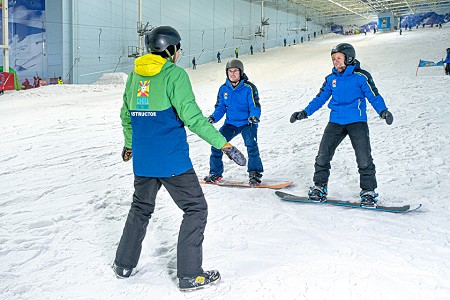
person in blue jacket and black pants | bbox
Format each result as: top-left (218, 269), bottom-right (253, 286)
top-left (444, 48), bottom-right (450, 75)
top-left (205, 59), bottom-right (264, 185)
top-left (290, 43), bottom-right (393, 207)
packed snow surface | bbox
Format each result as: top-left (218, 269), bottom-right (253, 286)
top-left (1, 25), bottom-right (449, 299)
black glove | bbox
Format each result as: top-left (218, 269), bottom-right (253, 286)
top-left (380, 110), bottom-right (393, 125)
top-left (290, 110), bottom-right (307, 123)
top-left (248, 116), bottom-right (260, 124)
top-left (121, 147), bottom-right (132, 162)
top-left (221, 142), bottom-right (247, 166)
top-left (208, 116), bottom-right (215, 124)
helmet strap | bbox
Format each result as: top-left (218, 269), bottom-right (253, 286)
top-left (165, 49), bottom-right (175, 64)
top-left (337, 65), bottom-right (346, 73)
top-left (229, 76), bottom-right (240, 87)
top-left (165, 45), bottom-right (178, 64)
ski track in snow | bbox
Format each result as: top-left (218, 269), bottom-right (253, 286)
top-left (1, 27), bottom-right (450, 299)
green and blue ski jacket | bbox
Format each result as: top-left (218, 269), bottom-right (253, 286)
top-left (120, 54), bottom-right (226, 177)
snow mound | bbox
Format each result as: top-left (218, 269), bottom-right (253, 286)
top-left (93, 72), bottom-right (128, 85)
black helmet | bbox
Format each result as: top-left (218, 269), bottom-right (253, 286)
top-left (226, 59), bottom-right (244, 76)
top-left (145, 26), bottom-right (181, 54)
top-left (331, 43), bottom-right (356, 65)
top-left (447, 48), bottom-right (450, 52)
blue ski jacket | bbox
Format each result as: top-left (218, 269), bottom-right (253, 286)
top-left (211, 74), bottom-right (261, 127)
top-left (304, 60), bottom-right (388, 125)
top-left (444, 53), bottom-right (450, 63)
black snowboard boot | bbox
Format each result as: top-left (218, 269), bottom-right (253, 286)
top-left (179, 270), bottom-right (221, 291)
top-left (204, 174), bottom-right (222, 183)
top-left (359, 190), bottom-right (378, 207)
top-left (249, 171), bottom-right (263, 185)
top-left (360, 190), bottom-right (378, 207)
top-left (112, 263), bottom-right (133, 279)
top-left (308, 184), bottom-right (327, 201)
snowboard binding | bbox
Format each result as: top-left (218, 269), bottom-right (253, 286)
top-left (308, 184), bottom-right (327, 202)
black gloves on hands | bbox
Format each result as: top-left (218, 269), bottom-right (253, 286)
top-left (248, 116), bottom-right (260, 124)
top-left (208, 116), bottom-right (215, 124)
top-left (221, 142), bottom-right (247, 166)
top-left (122, 147), bottom-right (132, 162)
top-left (380, 110), bottom-right (393, 125)
top-left (290, 110), bottom-right (307, 123)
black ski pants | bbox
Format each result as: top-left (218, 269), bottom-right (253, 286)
top-left (313, 122), bottom-right (377, 191)
top-left (114, 168), bottom-right (207, 278)
top-left (445, 63), bottom-right (450, 75)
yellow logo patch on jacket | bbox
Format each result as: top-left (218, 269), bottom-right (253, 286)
top-left (138, 81), bottom-right (150, 97)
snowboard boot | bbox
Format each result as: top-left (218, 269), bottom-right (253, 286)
top-left (204, 174), bottom-right (222, 183)
top-left (179, 270), bottom-right (221, 291)
top-left (248, 171), bottom-right (263, 185)
top-left (308, 184), bottom-right (327, 202)
top-left (360, 190), bottom-right (378, 207)
top-left (112, 262), bottom-right (133, 279)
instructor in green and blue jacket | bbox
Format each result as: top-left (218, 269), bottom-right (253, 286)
top-left (113, 26), bottom-right (245, 291)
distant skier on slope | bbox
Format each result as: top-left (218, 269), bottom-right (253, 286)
top-left (114, 25), bottom-right (246, 291)
top-left (444, 48), bottom-right (450, 75)
top-left (290, 43), bottom-right (393, 207)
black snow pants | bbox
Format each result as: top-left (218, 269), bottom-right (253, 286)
top-left (114, 168), bottom-right (207, 278)
top-left (313, 122), bottom-right (377, 191)
top-left (445, 63), bottom-right (450, 75)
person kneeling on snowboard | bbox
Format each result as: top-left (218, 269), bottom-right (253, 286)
top-left (290, 43), bottom-right (393, 207)
top-left (114, 26), bottom-right (246, 291)
top-left (204, 59), bottom-right (264, 185)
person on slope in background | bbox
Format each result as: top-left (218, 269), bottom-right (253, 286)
top-left (444, 48), bottom-right (450, 75)
top-left (204, 59), bottom-right (263, 186)
top-left (290, 43), bottom-right (393, 207)
top-left (21, 78), bottom-right (33, 89)
top-left (114, 25), bottom-right (246, 291)
top-left (217, 51), bottom-right (221, 63)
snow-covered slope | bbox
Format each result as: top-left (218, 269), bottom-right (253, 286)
top-left (1, 25), bottom-right (449, 299)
